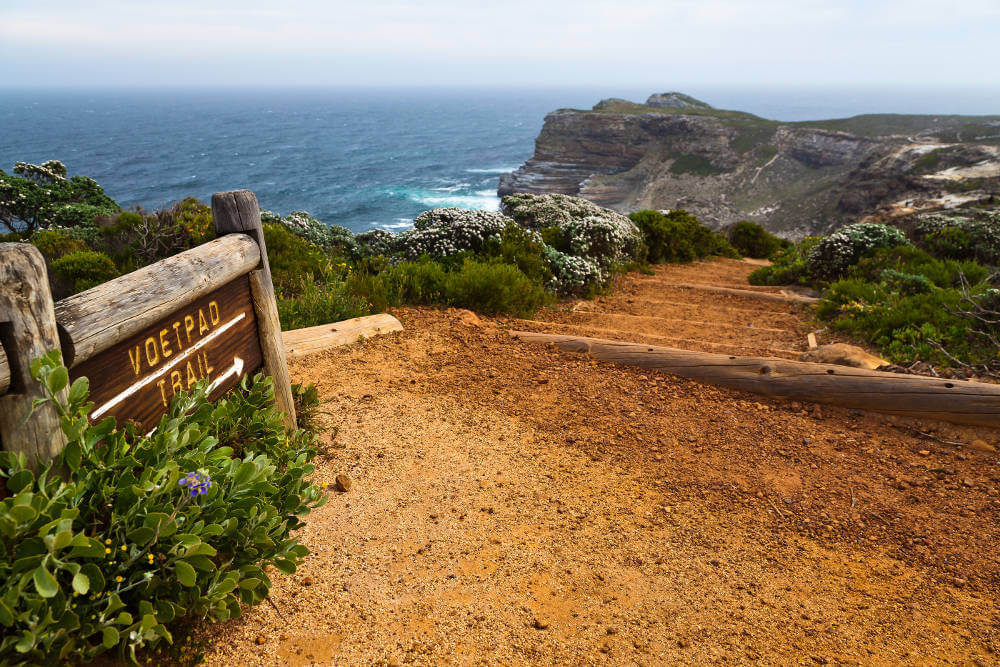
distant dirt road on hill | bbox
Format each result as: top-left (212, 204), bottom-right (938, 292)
top-left (199, 260), bottom-right (1000, 665)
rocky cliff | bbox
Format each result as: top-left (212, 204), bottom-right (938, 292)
top-left (499, 95), bottom-right (1000, 236)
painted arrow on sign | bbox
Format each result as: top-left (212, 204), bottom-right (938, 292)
top-left (91, 311), bottom-right (247, 419)
top-left (208, 356), bottom-right (245, 393)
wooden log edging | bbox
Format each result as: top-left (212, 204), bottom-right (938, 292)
top-left (282, 314), bottom-right (403, 359)
top-left (55, 233), bottom-right (260, 368)
top-left (0, 244), bottom-right (68, 466)
top-left (512, 331), bottom-right (1000, 428)
top-left (647, 282), bottom-right (819, 304)
top-left (0, 345), bottom-right (9, 395)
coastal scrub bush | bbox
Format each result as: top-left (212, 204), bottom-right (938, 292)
top-left (276, 275), bottom-right (375, 330)
top-left (355, 229), bottom-right (396, 257)
top-left (913, 211), bottom-right (1000, 265)
top-left (0, 160), bottom-right (119, 234)
top-left (395, 208), bottom-right (511, 260)
top-left (726, 220), bottom-right (787, 258)
top-left (262, 210), bottom-right (358, 257)
top-left (817, 276), bottom-right (997, 367)
top-left (502, 194), bottom-right (642, 268)
top-left (629, 209), bottom-right (739, 263)
top-left (50, 249), bottom-right (119, 295)
top-left (30, 229), bottom-right (90, 263)
top-left (441, 258), bottom-right (551, 316)
top-left (0, 352), bottom-right (325, 664)
top-left (806, 222), bottom-right (909, 280)
top-left (748, 236), bottom-right (822, 286)
top-left (261, 223), bottom-right (329, 294)
top-left (486, 223), bottom-right (553, 285)
top-left (543, 246), bottom-right (605, 296)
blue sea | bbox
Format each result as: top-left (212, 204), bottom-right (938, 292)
top-left (2, 86), bottom-right (999, 233)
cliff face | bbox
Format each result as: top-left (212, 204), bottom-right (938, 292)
top-left (499, 97), bottom-right (1000, 236)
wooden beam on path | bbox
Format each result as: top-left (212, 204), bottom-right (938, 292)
top-left (657, 282), bottom-right (819, 304)
top-left (282, 314), bottom-right (403, 359)
top-left (512, 331), bottom-right (1000, 428)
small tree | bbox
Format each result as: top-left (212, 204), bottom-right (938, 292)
top-left (0, 160), bottom-right (119, 234)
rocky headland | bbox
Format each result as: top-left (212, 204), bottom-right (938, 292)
top-left (499, 92), bottom-right (1000, 236)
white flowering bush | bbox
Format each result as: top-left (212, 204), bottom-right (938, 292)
top-left (914, 211), bottom-right (1000, 265)
top-left (502, 193), bottom-right (642, 268)
top-left (261, 210), bottom-right (359, 256)
top-left (807, 223), bottom-right (910, 279)
top-left (562, 215), bottom-right (643, 268)
top-left (395, 208), bottom-right (511, 260)
top-left (544, 246), bottom-right (605, 295)
top-left (355, 229), bottom-right (397, 256)
top-left (502, 193), bottom-right (618, 229)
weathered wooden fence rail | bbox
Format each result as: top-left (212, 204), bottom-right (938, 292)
top-left (0, 189), bottom-right (295, 468)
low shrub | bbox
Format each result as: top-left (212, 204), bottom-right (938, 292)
top-left (30, 229), bottom-right (90, 263)
top-left (806, 222), bottom-right (910, 280)
top-left (262, 223), bottom-right (330, 294)
top-left (485, 223), bottom-right (553, 285)
top-left (727, 221), bottom-right (787, 259)
top-left (441, 258), bottom-right (551, 317)
top-left (395, 209), bottom-right (510, 260)
top-left (0, 352), bottom-right (325, 664)
top-left (276, 275), bottom-right (375, 330)
top-left (629, 209), bottom-right (739, 263)
top-left (262, 210), bottom-right (358, 257)
top-left (913, 210), bottom-right (1000, 265)
top-left (748, 237), bottom-right (822, 286)
top-left (817, 278), bottom-right (997, 367)
top-left (50, 249), bottom-right (119, 295)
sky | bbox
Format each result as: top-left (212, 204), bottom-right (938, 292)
top-left (1, 0), bottom-right (998, 89)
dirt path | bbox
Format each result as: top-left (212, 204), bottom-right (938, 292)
top-left (512, 258), bottom-right (818, 359)
top-left (199, 261), bottom-right (1000, 665)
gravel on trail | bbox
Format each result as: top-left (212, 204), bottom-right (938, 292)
top-left (198, 260), bottom-right (1000, 665)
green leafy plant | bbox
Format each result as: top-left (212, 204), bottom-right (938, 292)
top-left (629, 209), bottom-right (739, 263)
top-left (726, 221), bottom-right (788, 259)
top-left (748, 236), bottom-right (822, 286)
top-left (0, 161), bottom-right (119, 234)
top-left (0, 352), bottom-right (325, 664)
top-left (50, 249), bottom-right (119, 295)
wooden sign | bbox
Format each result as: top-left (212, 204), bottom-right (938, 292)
top-left (69, 276), bottom-right (263, 431)
top-left (0, 189), bottom-right (296, 468)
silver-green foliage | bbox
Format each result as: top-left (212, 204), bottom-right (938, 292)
top-left (261, 210), bottom-right (358, 256)
top-left (914, 210), bottom-right (1000, 265)
top-left (807, 223), bottom-right (910, 279)
top-left (0, 352), bottom-right (325, 664)
top-left (396, 208), bottom-right (511, 259)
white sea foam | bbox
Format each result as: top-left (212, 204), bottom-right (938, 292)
top-left (430, 183), bottom-right (471, 192)
top-left (407, 192), bottom-right (500, 211)
top-left (465, 167), bottom-right (518, 174)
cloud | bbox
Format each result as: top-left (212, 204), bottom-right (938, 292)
top-left (0, 0), bottom-right (997, 87)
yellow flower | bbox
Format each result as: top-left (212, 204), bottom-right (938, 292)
top-left (321, 481), bottom-right (328, 489)
top-left (105, 539), bottom-right (112, 545)
top-left (115, 576), bottom-right (123, 582)
top-left (121, 545), bottom-right (127, 551)
top-left (105, 548), bottom-right (111, 554)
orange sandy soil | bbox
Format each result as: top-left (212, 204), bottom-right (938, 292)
top-left (197, 259), bottom-right (1000, 665)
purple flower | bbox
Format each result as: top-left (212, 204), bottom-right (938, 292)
top-left (179, 472), bottom-right (212, 498)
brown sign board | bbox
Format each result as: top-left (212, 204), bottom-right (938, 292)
top-left (70, 276), bottom-right (263, 431)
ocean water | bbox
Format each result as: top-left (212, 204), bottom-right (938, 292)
top-left (2, 86), bottom-right (999, 233)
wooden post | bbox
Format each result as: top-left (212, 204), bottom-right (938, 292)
top-left (212, 190), bottom-right (296, 430)
top-left (0, 243), bottom-right (68, 466)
